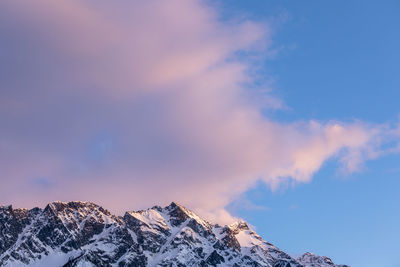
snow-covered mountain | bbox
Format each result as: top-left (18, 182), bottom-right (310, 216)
top-left (0, 201), bottom-right (349, 267)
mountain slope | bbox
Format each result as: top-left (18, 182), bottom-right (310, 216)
top-left (0, 202), bottom-right (349, 267)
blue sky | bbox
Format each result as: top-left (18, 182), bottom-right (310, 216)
top-left (1, 1), bottom-right (399, 266)
top-left (220, 1), bottom-right (400, 266)
top-left (218, 0), bottom-right (400, 122)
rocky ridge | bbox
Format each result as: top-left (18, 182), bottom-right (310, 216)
top-left (0, 201), bottom-right (349, 267)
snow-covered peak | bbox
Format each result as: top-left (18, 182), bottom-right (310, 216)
top-left (228, 220), bottom-right (250, 233)
top-left (0, 205), bottom-right (12, 211)
top-left (44, 201), bottom-right (120, 226)
top-left (0, 205), bottom-right (30, 217)
top-left (297, 252), bottom-right (349, 267)
top-left (46, 201), bottom-right (105, 214)
top-left (0, 201), bottom-right (350, 267)
top-left (163, 202), bottom-right (212, 229)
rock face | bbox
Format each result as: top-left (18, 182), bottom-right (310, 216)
top-left (0, 201), bottom-right (349, 267)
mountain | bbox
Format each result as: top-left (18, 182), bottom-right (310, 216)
top-left (0, 201), bottom-right (349, 267)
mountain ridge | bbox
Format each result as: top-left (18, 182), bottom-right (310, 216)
top-left (0, 201), bottom-right (349, 267)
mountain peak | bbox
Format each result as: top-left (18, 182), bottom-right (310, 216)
top-left (0, 201), bottom-right (349, 267)
top-left (297, 252), bottom-right (349, 267)
top-left (45, 200), bottom-right (102, 210)
top-left (0, 205), bottom-right (12, 212)
top-left (228, 220), bottom-right (250, 232)
top-left (162, 201), bottom-right (211, 229)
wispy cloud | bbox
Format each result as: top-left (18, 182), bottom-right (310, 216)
top-left (0, 0), bottom-right (398, 223)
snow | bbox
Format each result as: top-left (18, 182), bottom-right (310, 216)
top-left (4, 251), bottom-right (81, 267)
top-left (75, 261), bottom-right (95, 267)
top-left (0, 201), bottom-right (346, 267)
top-left (128, 209), bottom-right (168, 230)
top-left (147, 220), bottom-right (190, 267)
top-left (236, 230), bottom-right (262, 247)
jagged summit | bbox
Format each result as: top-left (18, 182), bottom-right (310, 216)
top-left (227, 220), bottom-right (250, 231)
top-left (0, 201), bottom-right (349, 267)
top-left (296, 252), bottom-right (349, 267)
top-left (44, 200), bottom-right (109, 213)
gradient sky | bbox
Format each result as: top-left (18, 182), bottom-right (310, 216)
top-left (1, 1), bottom-right (399, 267)
top-left (220, 1), bottom-right (400, 267)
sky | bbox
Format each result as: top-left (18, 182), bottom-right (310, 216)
top-left (0, 1), bottom-right (399, 266)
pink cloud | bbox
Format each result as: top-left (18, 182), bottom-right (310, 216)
top-left (0, 0), bottom-right (398, 223)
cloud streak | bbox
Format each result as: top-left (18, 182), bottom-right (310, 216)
top-left (0, 0), bottom-right (398, 223)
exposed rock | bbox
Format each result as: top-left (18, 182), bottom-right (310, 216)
top-left (0, 202), bottom-right (349, 267)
